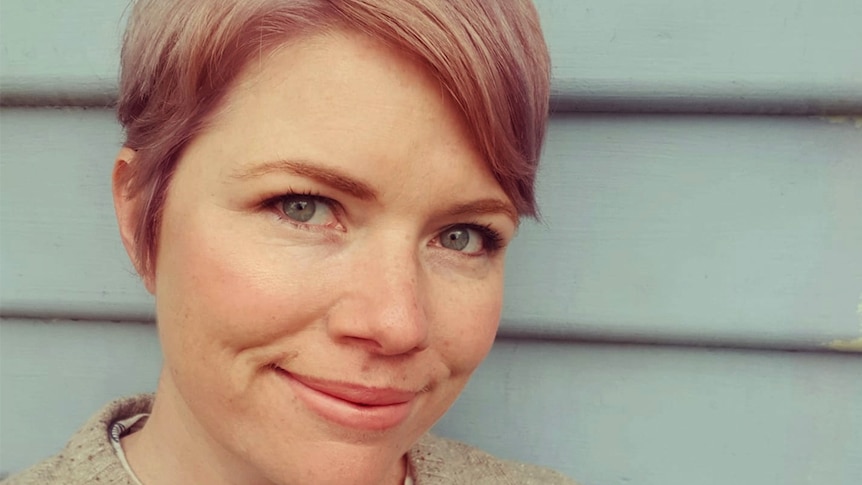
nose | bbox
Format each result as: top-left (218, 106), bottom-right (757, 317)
top-left (327, 238), bottom-right (431, 356)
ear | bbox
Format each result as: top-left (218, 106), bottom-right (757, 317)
top-left (112, 147), bottom-right (156, 294)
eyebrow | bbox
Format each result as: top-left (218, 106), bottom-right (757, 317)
top-left (232, 158), bottom-right (518, 224)
top-left (231, 159), bottom-right (378, 201)
top-left (444, 199), bottom-right (519, 226)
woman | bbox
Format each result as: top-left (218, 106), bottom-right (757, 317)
top-left (8, 0), bottom-right (574, 483)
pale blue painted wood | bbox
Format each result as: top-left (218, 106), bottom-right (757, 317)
top-left (439, 337), bottom-right (862, 485)
top-left (2, 0), bottom-right (861, 112)
top-left (540, 0), bottom-right (862, 113)
top-left (0, 0), bottom-right (126, 101)
top-left (0, 319), bottom-right (162, 479)
top-left (3, 108), bottom-right (861, 349)
top-left (2, 2), bottom-right (861, 485)
top-left (1, 318), bottom-right (860, 484)
top-left (504, 114), bottom-right (862, 348)
top-left (0, 108), bottom-right (153, 319)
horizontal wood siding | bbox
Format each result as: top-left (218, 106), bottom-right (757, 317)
top-left (2, 108), bottom-right (860, 350)
top-left (1, 1), bottom-right (860, 483)
top-left (2, 0), bottom-right (861, 112)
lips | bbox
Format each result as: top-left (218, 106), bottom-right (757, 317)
top-left (288, 372), bottom-right (417, 406)
top-left (275, 367), bottom-right (418, 430)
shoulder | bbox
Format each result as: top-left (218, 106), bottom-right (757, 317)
top-left (3, 394), bottom-right (153, 485)
top-left (407, 433), bottom-right (578, 485)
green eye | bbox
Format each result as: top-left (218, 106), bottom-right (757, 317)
top-left (440, 226), bottom-right (476, 252)
top-left (271, 192), bottom-right (341, 230)
top-left (281, 196), bottom-right (317, 222)
top-left (437, 224), bottom-right (504, 255)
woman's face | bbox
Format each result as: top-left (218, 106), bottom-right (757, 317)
top-left (147, 30), bottom-right (517, 484)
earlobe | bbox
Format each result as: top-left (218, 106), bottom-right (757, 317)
top-left (112, 147), bottom-right (156, 294)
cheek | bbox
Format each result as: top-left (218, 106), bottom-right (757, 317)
top-left (153, 205), bottom-right (334, 359)
top-left (432, 274), bottom-right (503, 374)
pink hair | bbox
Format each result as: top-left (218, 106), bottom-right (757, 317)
top-left (117, 0), bottom-right (551, 277)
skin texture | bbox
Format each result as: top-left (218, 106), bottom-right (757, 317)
top-left (113, 29), bottom-right (517, 485)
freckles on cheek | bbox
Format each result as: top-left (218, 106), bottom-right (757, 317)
top-left (438, 293), bottom-right (502, 373)
top-left (188, 250), bottom-right (279, 331)
top-left (163, 220), bottom-right (334, 346)
top-left (160, 231), bottom-right (260, 336)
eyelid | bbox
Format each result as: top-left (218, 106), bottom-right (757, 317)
top-left (263, 191), bottom-right (345, 231)
top-left (260, 192), bottom-right (507, 253)
top-left (437, 222), bottom-right (506, 256)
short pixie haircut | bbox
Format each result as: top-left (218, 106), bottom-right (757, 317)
top-left (117, 0), bottom-right (551, 277)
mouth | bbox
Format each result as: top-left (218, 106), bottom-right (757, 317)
top-left (274, 367), bottom-right (418, 431)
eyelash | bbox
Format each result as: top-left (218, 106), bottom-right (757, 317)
top-left (261, 190), bottom-right (505, 254)
top-left (261, 189), bottom-right (340, 228)
top-left (450, 222), bottom-right (505, 254)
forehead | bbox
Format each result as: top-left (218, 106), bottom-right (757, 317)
top-left (225, 29), bottom-right (451, 126)
top-left (179, 28), bottom-right (512, 211)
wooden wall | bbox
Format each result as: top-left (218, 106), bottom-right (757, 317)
top-left (1, 1), bottom-right (860, 483)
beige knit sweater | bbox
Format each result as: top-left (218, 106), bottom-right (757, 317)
top-left (5, 394), bottom-right (576, 485)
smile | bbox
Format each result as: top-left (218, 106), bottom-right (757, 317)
top-left (275, 367), bottom-right (417, 431)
